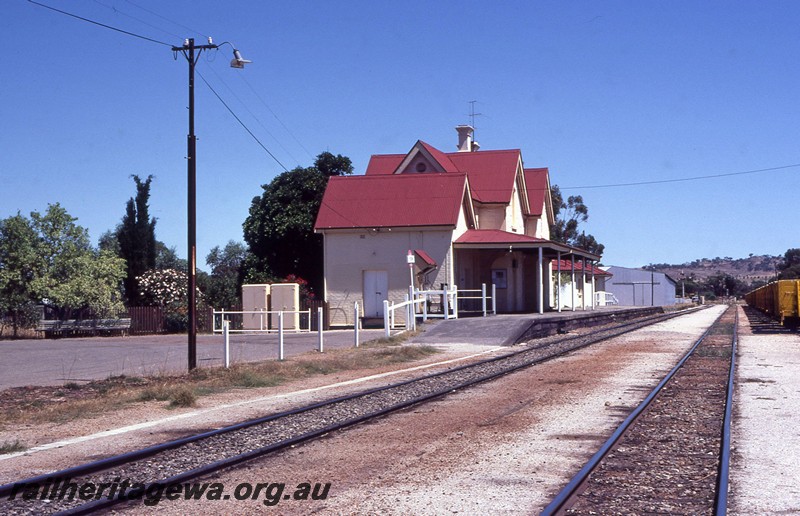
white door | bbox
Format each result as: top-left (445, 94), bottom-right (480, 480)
top-left (363, 270), bottom-right (388, 318)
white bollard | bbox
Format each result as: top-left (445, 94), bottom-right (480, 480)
top-left (383, 300), bottom-right (390, 338)
top-left (278, 311), bottom-right (285, 361)
top-left (492, 284), bottom-right (497, 315)
top-left (223, 320), bottom-right (230, 369)
top-left (317, 306), bottom-right (324, 353)
top-left (482, 283), bottom-right (487, 317)
top-left (354, 301), bottom-right (360, 347)
top-left (405, 293), bottom-right (410, 330)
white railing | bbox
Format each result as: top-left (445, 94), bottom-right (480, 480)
top-left (451, 283), bottom-right (497, 317)
top-left (595, 291), bottom-right (619, 306)
top-left (381, 284), bottom-right (496, 338)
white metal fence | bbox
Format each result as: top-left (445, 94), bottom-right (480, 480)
top-left (382, 284), bottom-right (496, 338)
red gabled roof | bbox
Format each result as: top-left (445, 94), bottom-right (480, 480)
top-left (315, 174), bottom-right (468, 230)
top-left (365, 154), bottom-right (405, 175)
top-left (366, 145), bottom-right (523, 205)
top-left (553, 259), bottom-right (611, 276)
top-left (524, 168), bottom-right (549, 217)
top-left (446, 149), bottom-right (521, 204)
top-left (454, 229), bottom-right (547, 244)
top-left (419, 141), bottom-right (459, 173)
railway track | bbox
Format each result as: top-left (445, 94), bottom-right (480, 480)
top-left (541, 304), bottom-right (737, 515)
top-left (0, 307), bottom-right (704, 514)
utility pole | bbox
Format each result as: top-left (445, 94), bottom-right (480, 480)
top-left (173, 37), bottom-right (249, 371)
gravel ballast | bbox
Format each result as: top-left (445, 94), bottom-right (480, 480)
top-left (100, 306), bottom-right (727, 514)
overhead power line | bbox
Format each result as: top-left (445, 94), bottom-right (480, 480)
top-left (561, 163), bottom-right (800, 190)
top-left (28, 0), bottom-right (172, 46)
top-left (197, 71), bottom-right (289, 172)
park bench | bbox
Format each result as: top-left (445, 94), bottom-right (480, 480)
top-left (36, 318), bottom-right (131, 338)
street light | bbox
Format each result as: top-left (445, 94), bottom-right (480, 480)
top-left (172, 37), bottom-right (250, 371)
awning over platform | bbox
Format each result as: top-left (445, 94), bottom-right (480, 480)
top-left (454, 229), bottom-right (600, 261)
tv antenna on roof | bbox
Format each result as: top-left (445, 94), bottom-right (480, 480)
top-left (468, 100), bottom-right (483, 130)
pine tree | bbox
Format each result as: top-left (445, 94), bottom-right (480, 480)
top-left (118, 175), bottom-right (157, 304)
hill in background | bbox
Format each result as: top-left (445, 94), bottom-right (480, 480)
top-left (643, 255), bottom-right (782, 284)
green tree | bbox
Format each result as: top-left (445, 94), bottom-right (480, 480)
top-left (118, 175), bottom-right (157, 304)
top-left (30, 204), bottom-right (125, 318)
top-left (778, 248), bottom-right (800, 279)
top-left (703, 272), bottom-right (748, 298)
top-left (550, 185), bottom-right (605, 256)
top-left (0, 214), bottom-right (43, 336)
top-left (243, 152), bottom-right (352, 291)
top-left (205, 241), bottom-right (247, 309)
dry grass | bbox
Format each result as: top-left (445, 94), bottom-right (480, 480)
top-left (0, 439), bottom-right (27, 454)
top-left (0, 336), bottom-right (439, 426)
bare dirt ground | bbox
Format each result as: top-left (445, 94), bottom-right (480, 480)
top-left (108, 306), bottom-right (726, 515)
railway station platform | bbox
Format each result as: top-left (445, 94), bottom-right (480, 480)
top-left (410, 306), bottom-right (664, 346)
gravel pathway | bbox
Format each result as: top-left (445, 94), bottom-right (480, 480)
top-left (731, 308), bottom-right (800, 514)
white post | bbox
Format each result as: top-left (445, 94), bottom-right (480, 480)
top-left (354, 301), bottom-right (360, 347)
top-left (404, 293), bottom-right (410, 330)
top-left (571, 254), bottom-right (576, 312)
top-left (557, 251), bottom-right (562, 313)
top-left (452, 286), bottom-right (459, 319)
top-left (482, 283), bottom-right (487, 317)
top-left (443, 287), bottom-right (449, 320)
top-left (408, 285), bottom-right (416, 332)
top-left (278, 311), bottom-right (285, 361)
top-left (317, 306), bottom-right (324, 352)
top-left (383, 299), bottom-right (390, 338)
top-left (538, 247), bottom-right (544, 315)
top-left (582, 257), bottom-right (587, 311)
top-left (422, 291), bottom-right (428, 322)
top-left (591, 262), bottom-right (596, 310)
top-left (492, 283), bottom-right (497, 315)
top-left (223, 320), bottom-right (230, 368)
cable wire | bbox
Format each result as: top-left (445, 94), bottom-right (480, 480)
top-left (28, 0), bottom-right (172, 47)
top-left (205, 62), bottom-right (302, 167)
top-left (197, 70), bottom-right (289, 172)
top-left (562, 163), bottom-right (800, 190)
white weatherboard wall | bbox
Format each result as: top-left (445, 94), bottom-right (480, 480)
top-left (241, 284), bottom-right (269, 330)
top-left (270, 283), bottom-right (300, 329)
top-left (323, 228), bottom-right (455, 327)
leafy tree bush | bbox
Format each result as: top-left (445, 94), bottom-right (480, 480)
top-left (778, 248), bottom-right (800, 279)
top-left (243, 152), bottom-right (352, 292)
top-left (550, 185), bottom-right (605, 256)
top-left (0, 205), bottom-right (125, 328)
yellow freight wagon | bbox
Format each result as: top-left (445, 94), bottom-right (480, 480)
top-left (745, 279), bottom-right (800, 327)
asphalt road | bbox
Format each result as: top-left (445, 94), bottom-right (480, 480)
top-left (0, 329), bottom-right (386, 389)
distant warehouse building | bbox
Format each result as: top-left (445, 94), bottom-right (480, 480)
top-left (599, 266), bottom-right (677, 306)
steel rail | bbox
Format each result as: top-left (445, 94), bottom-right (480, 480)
top-left (1, 308), bottom-right (702, 513)
top-left (540, 305), bottom-right (731, 516)
top-left (714, 305), bottom-right (738, 515)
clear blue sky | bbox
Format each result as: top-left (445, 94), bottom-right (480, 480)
top-left (2, 0), bottom-right (798, 270)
